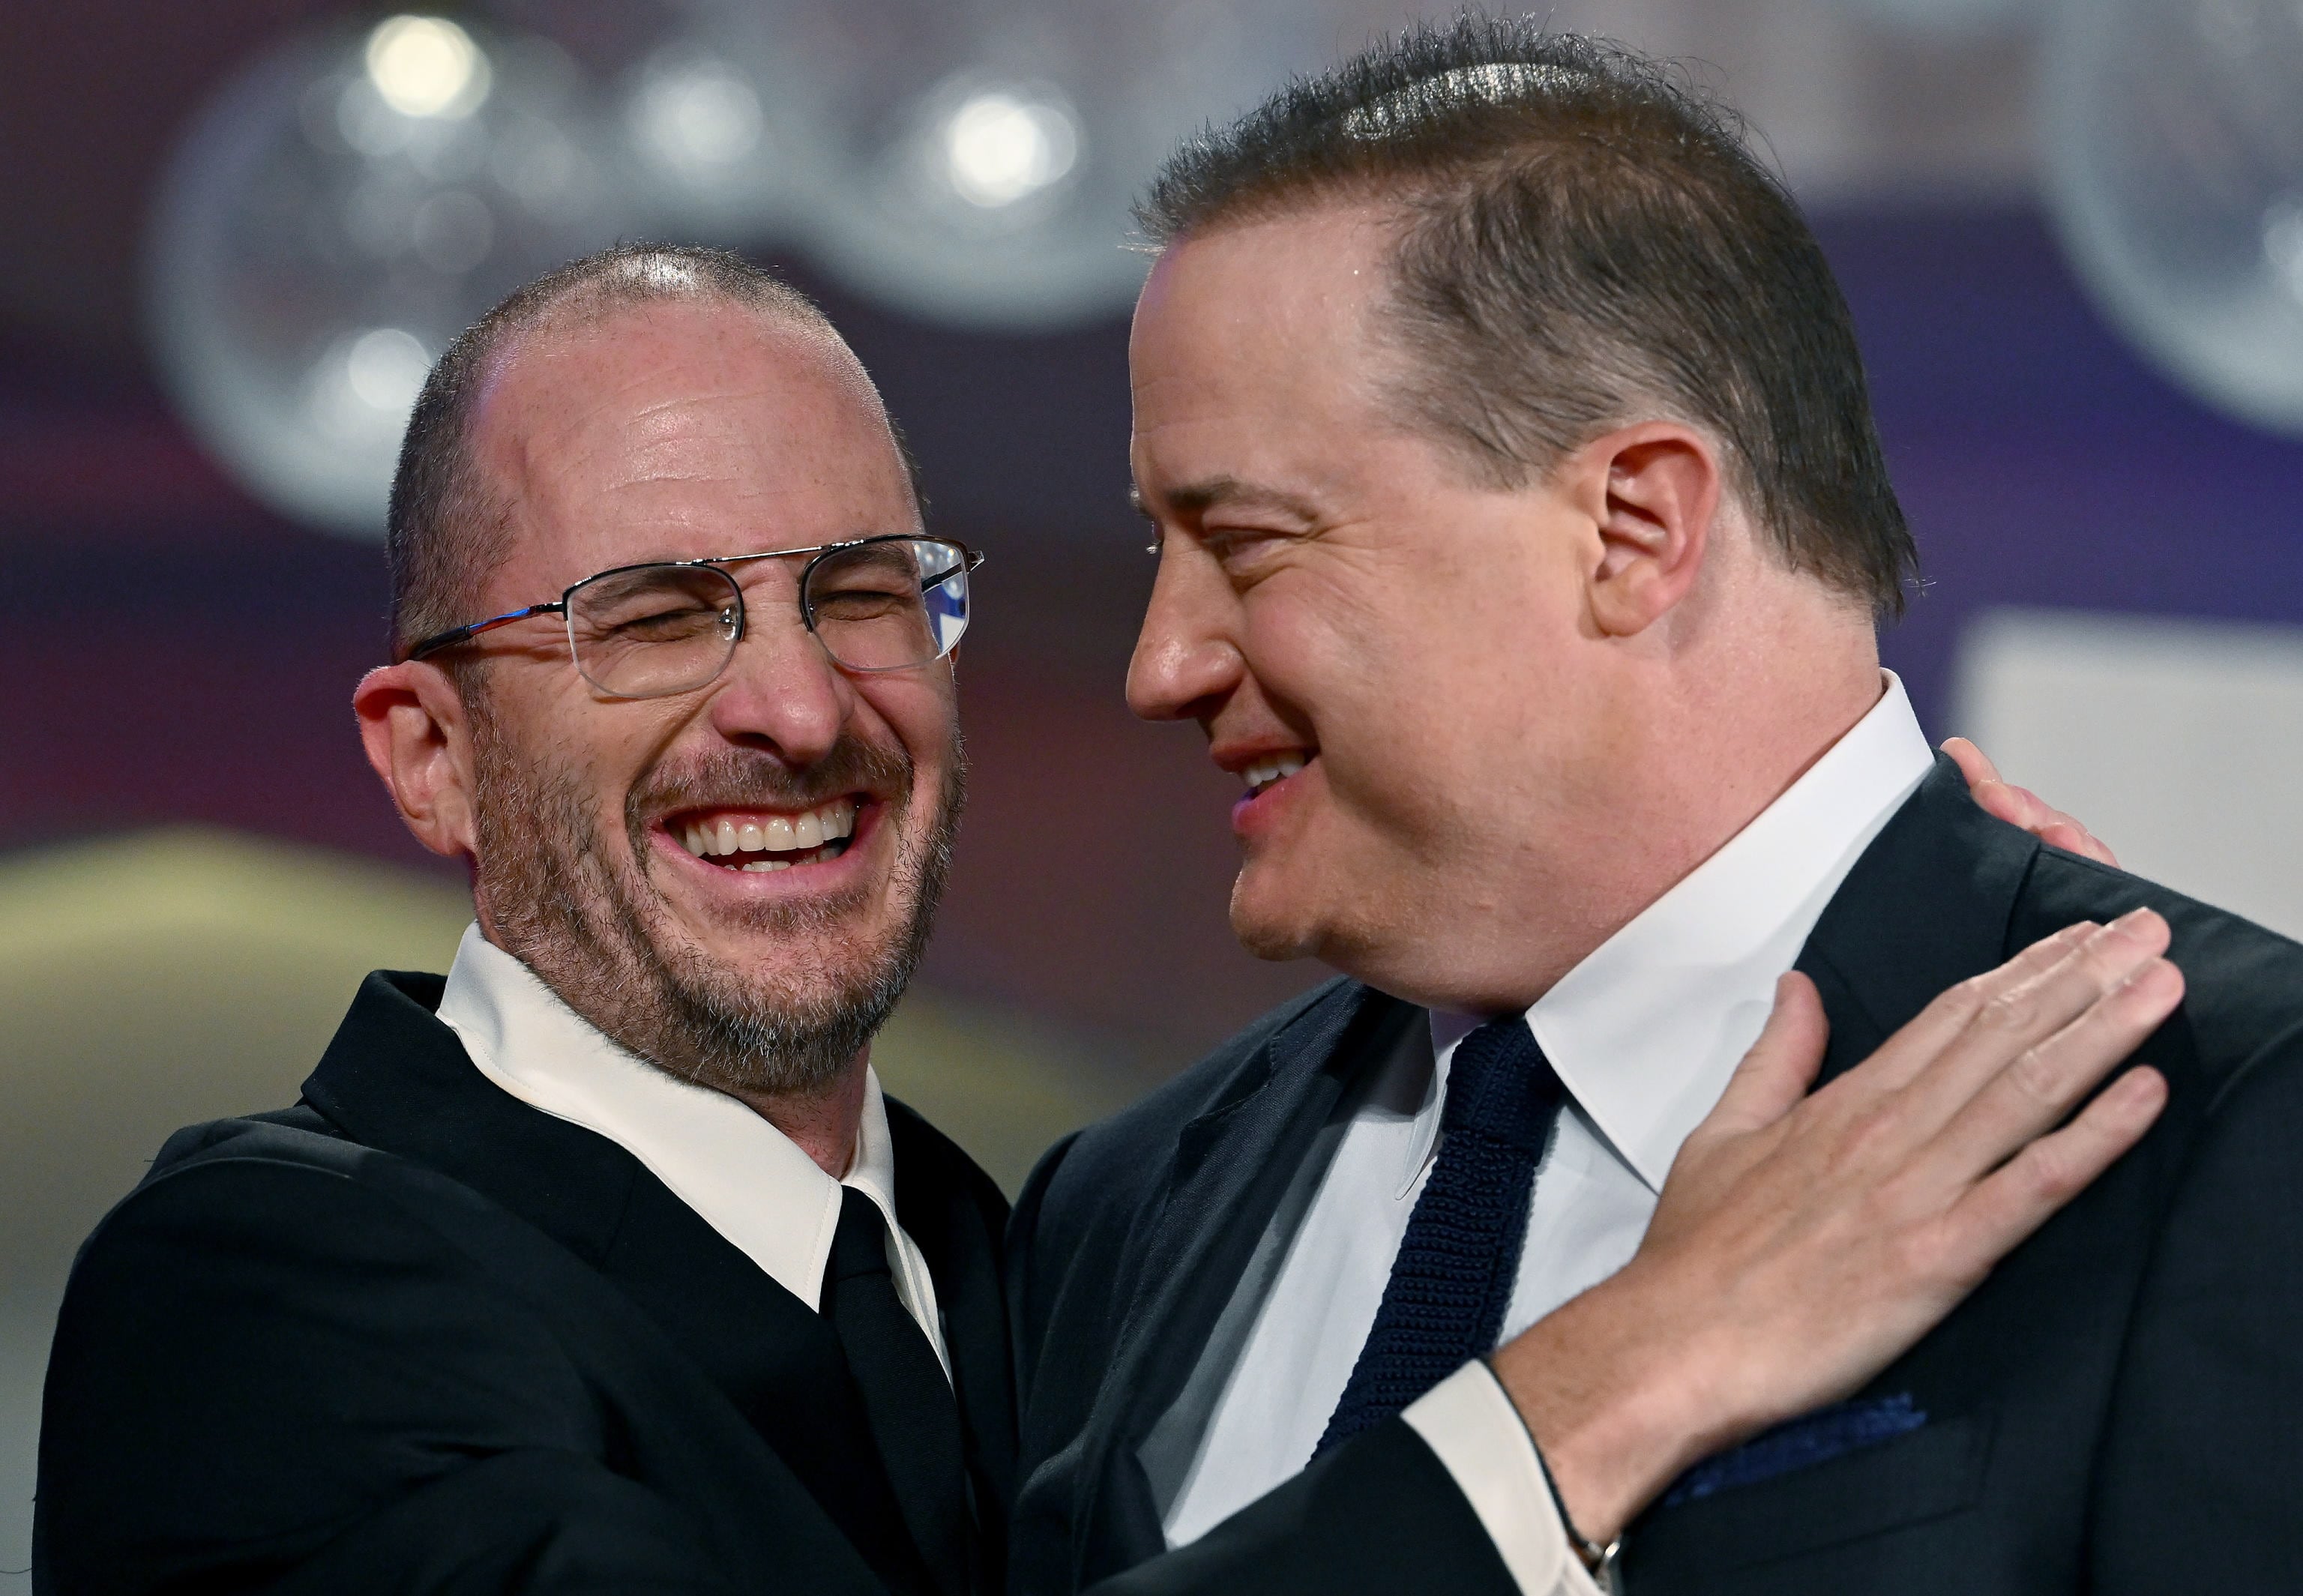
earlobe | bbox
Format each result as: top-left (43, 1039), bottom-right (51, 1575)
top-left (352, 663), bottom-right (480, 859)
top-left (1585, 424), bottom-right (1721, 639)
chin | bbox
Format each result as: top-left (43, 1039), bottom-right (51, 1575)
top-left (1227, 870), bottom-right (1325, 965)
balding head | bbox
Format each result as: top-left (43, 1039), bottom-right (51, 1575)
top-left (354, 244), bottom-right (964, 1115)
top-left (385, 242), bottom-right (918, 659)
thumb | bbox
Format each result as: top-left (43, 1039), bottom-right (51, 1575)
top-left (1706, 971), bottom-right (1829, 1134)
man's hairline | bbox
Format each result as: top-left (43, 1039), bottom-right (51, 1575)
top-left (413, 291), bottom-right (917, 664)
top-left (1142, 195), bottom-right (1752, 520)
top-left (1140, 198), bottom-right (1855, 607)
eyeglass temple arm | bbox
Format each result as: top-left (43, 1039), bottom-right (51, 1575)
top-left (401, 601), bottom-right (568, 663)
top-left (913, 546), bottom-right (986, 595)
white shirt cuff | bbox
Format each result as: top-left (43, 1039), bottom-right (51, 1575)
top-left (1401, 1361), bottom-right (1605, 1596)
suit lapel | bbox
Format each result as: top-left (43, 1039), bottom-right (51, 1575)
top-left (1794, 756), bottom-right (2041, 1079)
top-left (1071, 981), bottom-right (1421, 1589)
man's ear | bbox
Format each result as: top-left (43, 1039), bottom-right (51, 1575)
top-left (353, 661), bottom-right (481, 860)
top-left (1575, 421), bottom-right (1722, 639)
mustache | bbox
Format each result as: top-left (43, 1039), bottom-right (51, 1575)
top-left (624, 738), bottom-right (915, 829)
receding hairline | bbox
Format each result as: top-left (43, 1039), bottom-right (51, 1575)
top-left (468, 289), bottom-right (891, 451)
top-left (389, 251), bottom-right (924, 656)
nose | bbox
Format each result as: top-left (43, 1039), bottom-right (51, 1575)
top-left (704, 597), bottom-right (853, 766)
top-left (1126, 545), bottom-right (1243, 725)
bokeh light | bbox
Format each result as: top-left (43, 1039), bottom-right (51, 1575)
top-left (364, 15), bottom-right (493, 119)
top-left (145, 13), bottom-right (621, 537)
top-left (675, 0), bottom-right (1324, 331)
top-left (2041, 0), bottom-right (2303, 435)
top-left (618, 36), bottom-right (786, 234)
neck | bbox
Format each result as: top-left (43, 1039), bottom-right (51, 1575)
top-left (1367, 589), bottom-right (1884, 1014)
top-left (726, 1055), bottom-right (872, 1178)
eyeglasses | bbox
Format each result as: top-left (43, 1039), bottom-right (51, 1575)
top-left (402, 534), bottom-right (984, 699)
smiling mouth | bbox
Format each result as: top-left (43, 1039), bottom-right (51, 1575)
top-left (1240, 753), bottom-right (1310, 799)
top-left (669, 797), bottom-right (858, 873)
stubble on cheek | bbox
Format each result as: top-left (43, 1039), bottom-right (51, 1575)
top-left (462, 684), bottom-right (966, 1097)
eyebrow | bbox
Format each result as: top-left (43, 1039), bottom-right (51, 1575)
top-left (1128, 475), bottom-right (1325, 524)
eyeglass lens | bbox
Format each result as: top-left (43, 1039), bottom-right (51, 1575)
top-left (564, 538), bottom-right (971, 699)
top-left (804, 538), bottom-right (971, 673)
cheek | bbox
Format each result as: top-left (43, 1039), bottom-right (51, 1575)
top-left (852, 673), bottom-right (960, 780)
top-left (507, 681), bottom-right (687, 824)
top-left (1244, 591), bottom-right (1452, 819)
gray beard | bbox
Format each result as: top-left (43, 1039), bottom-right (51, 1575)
top-left (463, 687), bottom-right (962, 1100)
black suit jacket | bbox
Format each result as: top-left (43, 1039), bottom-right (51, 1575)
top-left (36, 969), bottom-right (1014, 1596)
top-left (38, 969), bottom-right (1521, 1596)
top-left (1009, 756), bottom-right (2303, 1593)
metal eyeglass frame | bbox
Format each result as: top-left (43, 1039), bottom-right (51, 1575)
top-left (398, 534), bottom-right (986, 693)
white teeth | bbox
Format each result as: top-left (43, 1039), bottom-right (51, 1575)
top-left (679, 798), bottom-right (861, 864)
top-left (1241, 753), bottom-right (1310, 793)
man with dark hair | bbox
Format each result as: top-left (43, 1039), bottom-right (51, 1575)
top-left (1011, 18), bottom-right (2303, 1595)
top-left (33, 243), bottom-right (2159, 1595)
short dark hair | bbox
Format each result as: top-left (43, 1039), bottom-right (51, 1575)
top-left (1137, 19), bottom-right (1916, 615)
top-left (385, 242), bottom-right (915, 655)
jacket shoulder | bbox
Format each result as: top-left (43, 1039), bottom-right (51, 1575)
top-left (39, 1124), bottom-right (600, 1589)
top-left (2017, 846), bottom-right (2303, 1100)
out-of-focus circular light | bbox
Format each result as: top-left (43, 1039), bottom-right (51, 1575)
top-left (2041, 0), bottom-right (2303, 434)
top-left (943, 85), bottom-right (1078, 208)
top-left (615, 0), bottom-right (1331, 330)
top-left (774, 0), bottom-right (1325, 331)
top-left (364, 15), bottom-right (491, 119)
top-left (630, 50), bottom-right (765, 175)
top-left (614, 31), bottom-right (806, 239)
top-left (343, 328), bottom-right (432, 413)
top-left (147, 20), bottom-right (619, 536)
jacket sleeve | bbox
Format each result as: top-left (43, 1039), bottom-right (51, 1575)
top-left (34, 1155), bottom-right (741, 1596)
top-left (1079, 1417), bottom-right (1583, 1596)
top-left (2089, 1035), bottom-right (2303, 1592)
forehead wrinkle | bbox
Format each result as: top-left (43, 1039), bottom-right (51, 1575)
top-left (469, 319), bottom-right (911, 600)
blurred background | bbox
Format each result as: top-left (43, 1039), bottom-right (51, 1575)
top-left (6, 0), bottom-right (2303, 1582)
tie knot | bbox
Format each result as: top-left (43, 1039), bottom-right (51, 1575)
top-left (1439, 1015), bottom-right (1562, 1153)
top-left (827, 1185), bottom-right (894, 1286)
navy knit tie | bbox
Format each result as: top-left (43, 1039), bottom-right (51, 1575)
top-left (1315, 1014), bottom-right (1565, 1457)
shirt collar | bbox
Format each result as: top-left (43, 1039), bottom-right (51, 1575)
top-left (435, 922), bottom-right (900, 1313)
top-left (1430, 671), bottom-right (1933, 1193)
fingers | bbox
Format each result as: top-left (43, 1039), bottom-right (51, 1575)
top-left (1924, 947), bottom-right (2182, 1185)
top-left (1945, 1064), bottom-right (2170, 1276)
top-left (1704, 972), bottom-right (1830, 1135)
top-left (1897, 909), bottom-right (2171, 1129)
top-left (1970, 773), bottom-right (2053, 834)
top-left (1944, 737), bottom-right (2121, 868)
top-left (1940, 736), bottom-right (2001, 789)
top-left (2038, 819), bottom-right (2120, 869)
top-left (1830, 921), bottom-right (2098, 1099)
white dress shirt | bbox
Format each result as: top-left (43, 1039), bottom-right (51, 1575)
top-left (1159, 673), bottom-right (1934, 1591)
top-left (435, 922), bottom-right (948, 1370)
